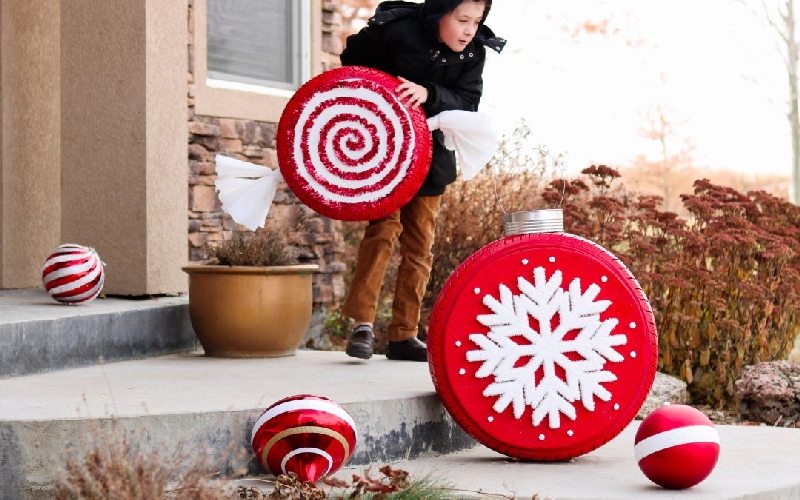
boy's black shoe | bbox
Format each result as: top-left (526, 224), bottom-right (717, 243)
top-left (386, 337), bottom-right (428, 362)
top-left (345, 325), bottom-right (374, 360)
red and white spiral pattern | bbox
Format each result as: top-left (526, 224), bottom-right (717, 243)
top-left (278, 66), bottom-right (432, 221)
top-left (291, 79), bottom-right (413, 201)
top-left (41, 244), bottom-right (105, 304)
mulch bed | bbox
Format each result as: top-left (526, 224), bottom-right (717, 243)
top-left (695, 405), bottom-right (798, 428)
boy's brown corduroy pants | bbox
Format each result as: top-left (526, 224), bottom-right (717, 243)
top-left (342, 195), bottom-right (442, 342)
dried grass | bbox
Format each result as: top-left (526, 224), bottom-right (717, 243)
top-left (208, 227), bottom-right (301, 267)
top-left (54, 422), bottom-right (232, 499)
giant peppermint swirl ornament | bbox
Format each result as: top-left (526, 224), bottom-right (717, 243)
top-left (251, 394), bottom-right (358, 483)
top-left (41, 244), bottom-right (105, 304)
top-left (427, 209), bottom-right (658, 461)
top-left (277, 66), bottom-right (432, 221)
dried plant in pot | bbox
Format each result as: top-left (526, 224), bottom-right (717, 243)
top-left (182, 226), bottom-right (319, 358)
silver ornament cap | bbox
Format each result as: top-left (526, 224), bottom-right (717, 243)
top-left (504, 208), bottom-right (564, 236)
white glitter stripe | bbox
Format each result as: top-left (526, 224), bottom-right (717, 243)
top-left (46, 258), bottom-right (102, 294)
top-left (42, 251), bottom-right (92, 270)
top-left (42, 257), bottom-right (96, 285)
top-left (251, 399), bottom-right (357, 444)
top-left (634, 425), bottom-right (720, 461)
top-left (280, 447), bottom-right (332, 477)
top-left (52, 244), bottom-right (87, 252)
top-left (56, 277), bottom-right (105, 302)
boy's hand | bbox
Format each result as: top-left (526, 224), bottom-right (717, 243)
top-left (396, 77), bottom-right (428, 109)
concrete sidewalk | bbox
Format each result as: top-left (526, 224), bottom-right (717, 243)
top-left (364, 423), bottom-right (800, 499)
top-left (2, 348), bottom-right (799, 499)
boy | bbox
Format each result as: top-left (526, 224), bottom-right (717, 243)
top-left (341, 0), bottom-right (505, 361)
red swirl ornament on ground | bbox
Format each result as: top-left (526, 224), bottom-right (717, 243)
top-left (635, 404), bottom-right (720, 489)
top-left (41, 244), bottom-right (105, 304)
top-left (428, 211), bottom-right (658, 461)
top-left (251, 394), bottom-right (358, 483)
top-left (277, 66), bottom-right (432, 221)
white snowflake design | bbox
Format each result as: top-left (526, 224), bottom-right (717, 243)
top-left (466, 266), bottom-right (628, 429)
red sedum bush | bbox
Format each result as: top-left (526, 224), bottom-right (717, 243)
top-left (427, 164), bottom-right (800, 409)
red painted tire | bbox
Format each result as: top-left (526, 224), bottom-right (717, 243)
top-left (277, 66), bottom-right (432, 221)
top-left (428, 232), bottom-right (658, 460)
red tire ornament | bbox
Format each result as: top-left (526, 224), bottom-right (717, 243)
top-left (428, 209), bottom-right (658, 461)
top-left (277, 66), bottom-right (432, 221)
top-left (251, 394), bottom-right (358, 483)
top-left (41, 244), bottom-right (105, 304)
top-left (635, 404), bottom-right (720, 489)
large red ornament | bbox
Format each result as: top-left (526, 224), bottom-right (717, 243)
top-left (634, 404), bottom-right (720, 489)
top-left (428, 210), bottom-right (658, 461)
top-left (277, 66), bottom-right (432, 221)
top-left (251, 394), bottom-right (358, 483)
top-left (41, 244), bottom-right (105, 304)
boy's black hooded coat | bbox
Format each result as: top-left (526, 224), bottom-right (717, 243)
top-left (340, 0), bottom-right (505, 199)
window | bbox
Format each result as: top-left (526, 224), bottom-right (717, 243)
top-left (194, 0), bottom-right (320, 123)
top-left (206, 0), bottom-right (309, 93)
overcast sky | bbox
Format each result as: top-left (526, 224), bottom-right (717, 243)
top-left (479, 0), bottom-right (790, 177)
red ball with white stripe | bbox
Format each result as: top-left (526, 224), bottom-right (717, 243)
top-left (251, 394), bottom-right (357, 483)
top-left (41, 244), bottom-right (105, 304)
top-left (277, 66), bottom-right (432, 221)
top-left (634, 403), bottom-right (720, 489)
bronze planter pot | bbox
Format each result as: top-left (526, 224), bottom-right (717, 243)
top-left (182, 264), bottom-right (319, 358)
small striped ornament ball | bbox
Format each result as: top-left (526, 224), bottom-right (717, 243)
top-left (41, 244), bottom-right (105, 304)
top-left (634, 404), bottom-right (720, 489)
top-left (251, 394), bottom-right (357, 483)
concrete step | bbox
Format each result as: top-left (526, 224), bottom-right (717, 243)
top-left (0, 350), bottom-right (475, 499)
top-left (0, 288), bottom-right (197, 378)
top-left (7, 287), bottom-right (785, 500)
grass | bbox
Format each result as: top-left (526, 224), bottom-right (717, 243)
top-left (54, 426), bottom-right (227, 499)
top-left (54, 428), bottom-right (478, 500)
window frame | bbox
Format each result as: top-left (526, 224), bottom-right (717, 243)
top-left (193, 0), bottom-right (320, 123)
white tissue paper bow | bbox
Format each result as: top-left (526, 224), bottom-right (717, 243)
top-left (215, 110), bottom-right (497, 231)
top-left (214, 155), bottom-right (284, 231)
top-left (426, 109), bottom-right (498, 180)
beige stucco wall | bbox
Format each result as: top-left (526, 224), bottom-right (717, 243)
top-left (2, 0), bottom-right (342, 295)
top-left (1, 0), bottom-right (187, 294)
top-left (144, 1), bottom-right (190, 293)
top-left (60, 0), bottom-right (187, 295)
top-left (0, 0), bottom-right (62, 288)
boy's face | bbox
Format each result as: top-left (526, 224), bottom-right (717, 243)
top-left (437, 1), bottom-right (486, 53)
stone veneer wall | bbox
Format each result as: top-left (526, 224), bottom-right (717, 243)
top-left (186, 1), bottom-right (351, 338)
